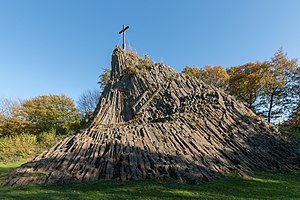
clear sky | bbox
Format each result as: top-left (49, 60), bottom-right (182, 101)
top-left (0, 0), bottom-right (299, 102)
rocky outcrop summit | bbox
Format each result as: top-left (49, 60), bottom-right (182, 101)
top-left (7, 47), bottom-right (300, 186)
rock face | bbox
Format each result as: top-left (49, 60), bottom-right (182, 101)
top-left (7, 47), bottom-right (300, 186)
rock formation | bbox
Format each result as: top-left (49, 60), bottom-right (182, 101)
top-left (7, 46), bottom-right (300, 186)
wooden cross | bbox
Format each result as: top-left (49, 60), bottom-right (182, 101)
top-left (119, 25), bottom-right (129, 50)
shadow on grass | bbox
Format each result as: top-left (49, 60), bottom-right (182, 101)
top-left (0, 161), bottom-right (26, 185)
top-left (0, 172), bottom-right (300, 200)
top-left (0, 167), bottom-right (14, 182)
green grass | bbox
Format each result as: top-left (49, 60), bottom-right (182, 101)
top-left (1, 162), bottom-right (300, 200)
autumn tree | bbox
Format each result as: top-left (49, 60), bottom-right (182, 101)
top-left (98, 68), bottom-right (111, 90)
top-left (182, 66), bottom-right (201, 77)
top-left (257, 48), bottom-right (299, 122)
top-left (228, 62), bottom-right (268, 110)
top-left (0, 115), bottom-right (30, 136)
top-left (290, 67), bottom-right (300, 126)
top-left (201, 65), bottom-right (229, 89)
top-left (182, 65), bottom-right (229, 90)
top-left (0, 95), bottom-right (81, 136)
top-left (0, 98), bottom-right (24, 136)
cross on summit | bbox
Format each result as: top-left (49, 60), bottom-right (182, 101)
top-left (119, 25), bottom-right (129, 50)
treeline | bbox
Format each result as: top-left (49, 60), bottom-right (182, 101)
top-left (182, 48), bottom-right (300, 125)
top-left (0, 92), bottom-right (102, 161)
top-left (0, 90), bottom-right (103, 138)
top-left (0, 95), bottom-right (81, 137)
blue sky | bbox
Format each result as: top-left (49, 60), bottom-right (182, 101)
top-left (0, 0), bottom-right (299, 102)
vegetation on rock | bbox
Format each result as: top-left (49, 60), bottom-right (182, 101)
top-left (124, 48), bottom-right (155, 75)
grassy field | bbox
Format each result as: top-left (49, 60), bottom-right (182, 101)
top-left (1, 162), bottom-right (300, 200)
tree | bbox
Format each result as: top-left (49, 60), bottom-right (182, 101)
top-left (0, 115), bottom-right (30, 136)
top-left (182, 65), bottom-right (229, 90)
top-left (77, 89), bottom-right (100, 120)
top-left (258, 48), bottom-right (299, 122)
top-left (98, 68), bottom-right (111, 90)
top-left (228, 62), bottom-right (268, 110)
top-left (0, 98), bottom-right (20, 118)
top-left (13, 94), bottom-right (81, 135)
top-left (288, 101), bottom-right (300, 126)
top-left (202, 65), bottom-right (230, 90)
top-left (182, 66), bottom-right (202, 77)
top-left (0, 98), bottom-right (23, 136)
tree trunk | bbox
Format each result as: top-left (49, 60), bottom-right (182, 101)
top-left (267, 91), bottom-right (275, 123)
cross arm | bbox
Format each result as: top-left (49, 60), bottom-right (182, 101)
top-left (119, 26), bottom-right (129, 34)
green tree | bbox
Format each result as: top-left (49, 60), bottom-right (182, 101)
top-left (14, 94), bottom-right (81, 135)
top-left (98, 68), bottom-right (111, 90)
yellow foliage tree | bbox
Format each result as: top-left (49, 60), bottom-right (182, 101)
top-left (0, 95), bottom-right (81, 136)
top-left (258, 48), bottom-right (299, 122)
top-left (228, 62), bottom-right (268, 110)
top-left (182, 65), bottom-right (229, 90)
top-left (203, 65), bottom-right (230, 89)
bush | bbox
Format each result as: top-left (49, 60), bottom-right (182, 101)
top-left (0, 133), bottom-right (37, 162)
top-left (126, 53), bottom-right (155, 75)
top-left (36, 129), bottom-right (57, 149)
top-left (126, 49), bottom-right (139, 62)
top-left (0, 131), bottom-right (61, 163)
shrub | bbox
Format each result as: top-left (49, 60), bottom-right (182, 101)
top-left (0, 133), bottom-right (37, 162)
top-left (126, 49), bottom-right (139, 62)
top-left (36, 129), bottom-right (57, 149)
top-left (0, 131), bottom-right (61, 163)
top-left (126, 53), bottom-right (155, 75)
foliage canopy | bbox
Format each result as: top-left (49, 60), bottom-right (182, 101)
top-left (182, 48), bottom-right (299, 123)
top-left (0, 95), bottom-right (81, 136)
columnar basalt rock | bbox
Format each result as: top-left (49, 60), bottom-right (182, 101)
top-left (7, 46), bottom-right (300, 186)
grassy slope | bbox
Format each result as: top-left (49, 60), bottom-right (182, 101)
top-left (1, 162), bottom-right (300, 200)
